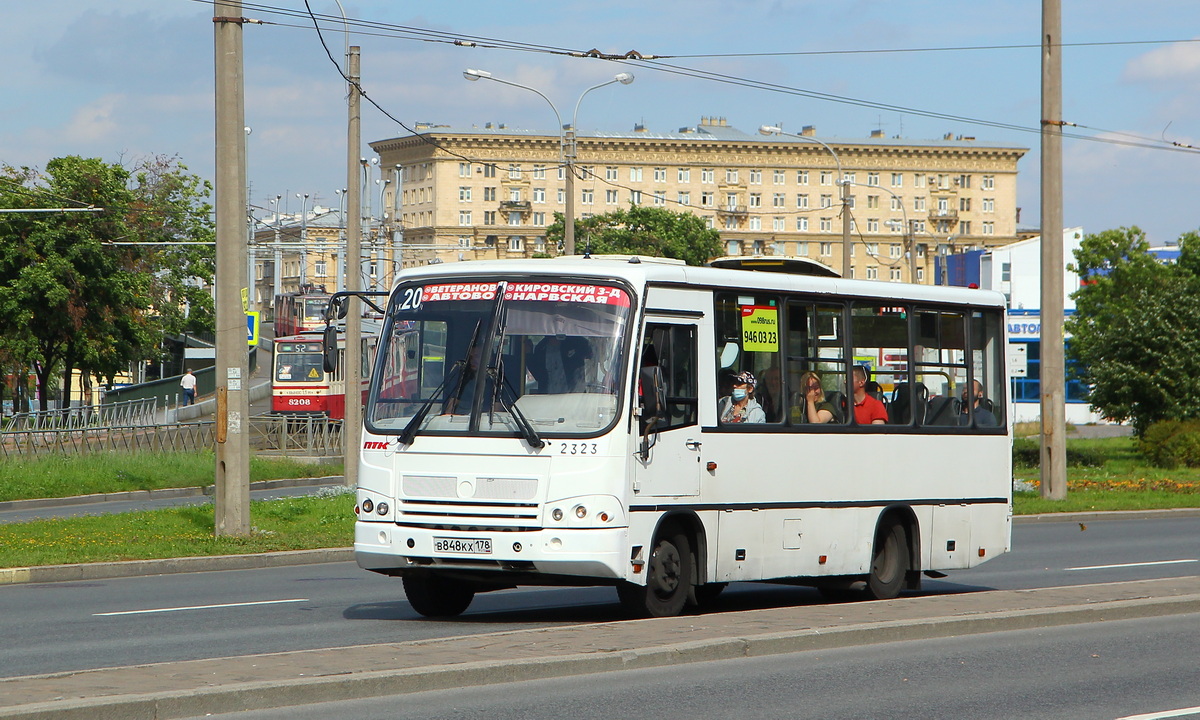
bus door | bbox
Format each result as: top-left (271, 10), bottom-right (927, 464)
top-left (633, 318), bottom-right (700, 497)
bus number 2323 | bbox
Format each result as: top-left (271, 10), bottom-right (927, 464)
top-left (559, 442), bottom-right (599, 455)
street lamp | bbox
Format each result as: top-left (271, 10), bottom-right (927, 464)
top-left (295, 192), bottom-right (310, 288)
top-left (463, 69), bottom-right (635, 256)
top-left (759, 125), bottom-right (851, 279)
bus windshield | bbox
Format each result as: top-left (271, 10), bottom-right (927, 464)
top-left (367, 280), bottom-right (632, 439)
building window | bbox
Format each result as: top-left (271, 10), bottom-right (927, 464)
top-left (630, 167), bottom-right (643, 182)
top-left (867, 195), bottom-right (880, 209)
top-left (558, 167), bottom-right (566, 180)
top-left (889, 243), bottom-right (902, 258)
top-left (796, 241), bottom-right (808, 255)
top-left (819, 242), bottom-right (832, 256)
top-left (654, 167), bottom-right (667, 182)
top-left (959, 220), bottom-right (972, 235)
top-left (982, 221), bottom-right (995, 235)
top-left (702, 168), bottom-right (715, 183)
top-left (797, 194), bottom-right (809, 209)
top-left (678, 167), bottom-right (691, 182)
top-left (891, 172), bottom-right (903, 187)
top-left (982, 198), bottom-right (995, 213)
top-left (960, 197), bottom-right (971, 212)
top-left (958, 174), bottom-right (972, 189)
top-left (725, 169), bottom-right (739, 183)
top-left (581, 188), bottom-right (594, 205)
top-left (533, 165), bottom-right (546, 180)
top-left (867, 172), bottom-right (880, 187)
top-left (533, 212), bottom-right (546, 226)
top-left (606, 166), bottom-right (618, 181)
top-left (914, 173), bottom-right (926, 188)
top-left (726, 192), bottom-right (739, 210)
top-left (724, 215), bottom-right (738, 230)
top-left (912, 219), bottom-right (926, 233)
top-left (796, 217), bottom-right (809, 231)
top-left (865, 242), bottom-right (878, 256)
top-left (459, 162), bottom-right (471, 177)
top-left (890, 267), bottom-right (902, 281)
top-left (749, 192), bottom-right (762, 208)
top-left (459, 186), bottom-right (472, 201)
top-left (820, 194), bottom-right (833, 209)
top-left (820, 218), bottom-right (832, 233)
top-left (315, 260), bottom-right (327, 277)
top-left (772, 193), bottom-right (785, 208)
top-left (509, 187), bottom-right (522, 202)
top-left (890, 196), bottom-right (903, 211)
top-left (913, 196), bottom-right (927, 211)
top-left (630, 190), bottom-right (642, 205)
top-left (483, 187), bottom-right (496, 202)
top-left (749, 169), bottom-right (762, 184)
top-left (508, 236), bottom-right (522, 251)
top-left (866, 266), bottom-right (879, 279)
top-left (773, 217), bottom-right (786, 231)
top-left (845, 172), bottom-right (856, 185)
top-left (796, 170), bottom-right (809, 185)
top-left (982, 175), bottom-right (995, 190)
top-left (701, 191), bottom-right (714, 207)
top-left (557, 188), bottom-right (565, 204)
top-left (678, 191), bottom-right (691, 206)
top-left (653, 190), bottom-right (666, 206)
top-left (916, 267), bottom-right (925, 282)
top-left (606, 189), bottom-right (619, 204)
top-left (867, 218), bottom-right (879, 233)
top-left (508, 164), bottom-right (521, 179)
top-left (533, 187), bottom-right (546, 204)
top-left (773, 170), bottom-right (786, 185)
top-left (820, 171), bottom-right (833, 186)
top-left (749, 217), bottom-right (762, 231)
top-left (726, 240), bottom-right (740, 255)
top-left (459, 210), bottom-right (472, 226)
top-left (507, 212), bottom-right (522, 226)
top-left (483, 210), bottom-right (496, 225)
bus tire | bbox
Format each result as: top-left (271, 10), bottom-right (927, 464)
top-left (866, 520), bottom-right (908, 600)
top-left (617, 531), bottom-right (693, 617)
top-left (402, 572), bottom-right (476, 618)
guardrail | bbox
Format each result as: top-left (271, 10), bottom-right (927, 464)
top-left (0, 414), bottom-right (345, 459)
top-left (3, 398), bottom-right (160, 432)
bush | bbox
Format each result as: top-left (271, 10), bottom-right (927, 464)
top-left (1012, 438), bottom-right (1107, 468)
top-left (1140, 420), bottom-right (1200, 468)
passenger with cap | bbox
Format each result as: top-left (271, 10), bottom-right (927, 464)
top-left (718, 370), bottom-right (766, 424)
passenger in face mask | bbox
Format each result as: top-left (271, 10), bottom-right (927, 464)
top-left (718, 370), bottom-right (766, 424)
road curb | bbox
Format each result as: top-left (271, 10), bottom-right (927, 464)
top-left (0, 549), bottom-right (354, 586)
top-left (0, 477), bottom-right (344, 513)
top-left (3, 584), bottom-right (1199, 720)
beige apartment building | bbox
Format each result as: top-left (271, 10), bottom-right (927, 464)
top-left (369, 117), bottom-right (1027, 283)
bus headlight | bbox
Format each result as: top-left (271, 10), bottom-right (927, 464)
top-left (362, 498), bottom-right (374, 513)
top-left (574, 505), bottom-right (587, 519)
top-left (552, 508), bottom-right (564, 521)
top-left (376, 502), bottom-right (389, 516)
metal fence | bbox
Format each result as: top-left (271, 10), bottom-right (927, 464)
top-left (0, 413), bottom-right (345, 460)
top-left (3, 398), bottom-right (160, 432)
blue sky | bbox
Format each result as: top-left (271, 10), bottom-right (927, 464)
top-left (4, 1), bottom-right (1200, 245)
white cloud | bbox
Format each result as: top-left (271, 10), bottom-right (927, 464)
top-left (1123, 39), bottom-right (1200, 84)
top-left (62, 95), bottom-right (124, 144)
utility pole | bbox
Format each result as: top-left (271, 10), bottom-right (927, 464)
top-left (344, 46), bottom-right (363, 490)
top-left (564, 126), bottom-right (576, 256)
top-left (841, 178), bottom-right (852, 279)
top-left (213, 0), bottom-right (250, 535)
top-left (907, 219), bottom-right (918, 283)
top-left (1040, 0), bottom-right (1067, 500)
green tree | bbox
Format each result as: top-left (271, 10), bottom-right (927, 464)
top-left (0, 156), bottom-right (214, 411)
top-left (546, 205), bottom-right (722, 266)
top-left (1066, 226), bottom-right (1200, 436)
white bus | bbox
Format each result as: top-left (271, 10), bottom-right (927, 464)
top-left (340, 256), bottom-right (1011, 618)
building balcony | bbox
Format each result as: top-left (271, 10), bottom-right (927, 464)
top-left (717, 205), bottom-right (748, 216)
top-left (499, 200), bottom-right (531, 212)
top-left (927, 208), bottom-right (959, 220)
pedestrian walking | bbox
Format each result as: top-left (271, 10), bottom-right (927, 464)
top-left (180, 369), bottom-right (197, 406)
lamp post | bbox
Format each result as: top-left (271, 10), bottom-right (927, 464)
top-left (334, 188), bottom-right (348, 292)
top-left (295, 192), bottom-right (310, 289)
top-left (463, 69), bottom-right (634, 256)
top-left (759, 125), bottom-right (851, 279)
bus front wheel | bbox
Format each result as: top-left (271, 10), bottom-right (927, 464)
top-left (402, 572), bottom-right (476, 618)
top-left (617, 532), bottom-right (693, 617)
top-left (866, 520), bottom-right (909, 600)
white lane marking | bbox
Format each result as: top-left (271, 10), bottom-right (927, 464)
top-left (1064, 559), bottom-right (1198, 572)
top-left (1114, 706), bottom-right (1200, 719)
top-left (94, 598), bottom-right (309, 616)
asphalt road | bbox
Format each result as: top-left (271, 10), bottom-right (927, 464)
top-left (178, 612), bottom-right (1200, 720)
top-left (1, 514), bottom-right (1197, 680)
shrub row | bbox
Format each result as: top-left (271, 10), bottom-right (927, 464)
top-left (1138, 420), bottom-right (1200, 469)
top-left (1011, 438), bottom-right (1106, 468)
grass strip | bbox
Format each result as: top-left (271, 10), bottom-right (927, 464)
top-left (0, 491), bottom-right (355, 568)
top-left (0, 452), bottom-right (342, 502)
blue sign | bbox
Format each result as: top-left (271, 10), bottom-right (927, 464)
top-left (246, 312), bottom-right (260, 346)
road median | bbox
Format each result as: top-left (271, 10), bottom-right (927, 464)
top-left (2, 576), bottom-right (1198, 720)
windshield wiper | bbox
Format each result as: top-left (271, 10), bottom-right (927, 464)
top-left (487, 352), bottom-right (545, 449)
top-left (397, 319), bottom-right (483, 446)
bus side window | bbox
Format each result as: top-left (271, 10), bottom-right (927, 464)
top-left (641, 325), bottom-right (697, 431)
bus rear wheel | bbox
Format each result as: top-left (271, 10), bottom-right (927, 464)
top-left (866, 520), bottom-right (909, 600)
top-left (617, 532), bottom-right (693, 618)
top-left (402, 572), bottom-right (476, 618)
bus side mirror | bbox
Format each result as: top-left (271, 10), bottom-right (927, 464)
top-left (322, 324), bottom-right (339, 373)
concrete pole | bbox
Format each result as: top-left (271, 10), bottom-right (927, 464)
top-left (344, 46), bottom-right (363, 490)
top-left (1040, 0), bottom-right (1067, 500)
top-left (564, 128), bottom-right (575, 256)
top-left (841, 179), bottom-right (852, 278)
top-left (212, 1), bottom-right (250, 536)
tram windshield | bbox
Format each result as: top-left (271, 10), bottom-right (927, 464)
top-left (367, 280), bottom-right (633, 440)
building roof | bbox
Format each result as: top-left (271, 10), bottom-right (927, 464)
top-left (373, 121), bottom-right (1028, 153)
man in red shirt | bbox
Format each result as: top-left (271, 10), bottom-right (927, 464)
top-left (852, 366), bottom-right (888, 425)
